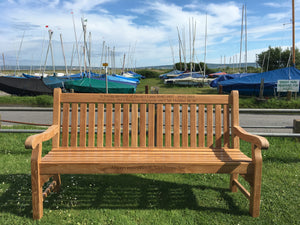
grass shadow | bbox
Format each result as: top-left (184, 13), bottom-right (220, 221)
top-left (0, 174), bottom-right (248, 218)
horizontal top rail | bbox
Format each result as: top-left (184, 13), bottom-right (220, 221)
top-left (60, 93), bottom-right (230, 104)
top-left (1, 106), bottom-right (300, 114)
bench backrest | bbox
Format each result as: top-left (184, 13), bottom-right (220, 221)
top-left (52, 88), bottom-right (240, 149)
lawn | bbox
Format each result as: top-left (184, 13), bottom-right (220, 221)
top-left (0, 131), bottom-right (299, 224)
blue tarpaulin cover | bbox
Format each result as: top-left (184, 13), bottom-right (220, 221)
top-left (218, 67), bottom-right (300, 96)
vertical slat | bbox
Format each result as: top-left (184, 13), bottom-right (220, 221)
top-left (190, 104), bottom-right (197, 147)
top-left (148, 104), bottom-right (155, 147)
top-left (106, 103), bottom-right (113, 147)
top-left (139, 103), bottom-right (147, 147)
top-left (114, 104), bottom-right (121, 147)
top-left (215, 104), bottom-right (222, 148)
top-left (71, 103), bottom-right (78, 147)
top-left (182, 104), bottom-right (188, 147)
top-left (207, 104), bottom-right (213, 148)
top-left (198, 105), bottom-right (205, 147)
top-left (165, 104), bottom-right (172, 147)
top-left (131, 104), bottom-right (139, 147)
top-left (61, 103), bottom-right (70, 147)
top-left (79, 103), bottom-right (87, 147)
top-left (173, 104), bottom-right (180, 147)
top-left (52, 88), bottom-right (61, 148)
top-left (223, 105), bottom-right (230, 148)
top-left (97, 104), bottom-right (104, 147)
top-left (156, 104), bottom-right (164, 147)
top-left (122, 104), bottom-right (130, 147)
top-left (88, 104), bottom-right (95, 147)
top-left (231, 91), bottom-right (240, 148)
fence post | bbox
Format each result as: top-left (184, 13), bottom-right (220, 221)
top-left (0, 114), bottom-right (1, 129)
top-left (145, 85), bottom-right (149, 94)
top-left (293, 119), bottom-right (300, 133)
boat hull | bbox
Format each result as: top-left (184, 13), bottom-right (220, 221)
top-left (0, 76), bottom-right (53, 96)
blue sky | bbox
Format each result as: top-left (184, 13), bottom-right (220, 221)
top-left (0, 0), bottom-right (299, 69)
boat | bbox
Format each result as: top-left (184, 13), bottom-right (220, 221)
top-left (0, 76), bottom-right (53, 96)
top-left (210, 72), bottom-right (257, 88)
top-left (159, 70), bottom-right (183, 79)
top-left (218, 67), bottom-right (300, 96)
top-left (64, 77), bottom-right (136, 93)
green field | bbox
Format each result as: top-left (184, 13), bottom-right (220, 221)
top-left (0, 130), bottom-right (299, 224)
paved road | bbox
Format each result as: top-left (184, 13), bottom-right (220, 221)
top-left (0, 107), bottom-right (299, 134)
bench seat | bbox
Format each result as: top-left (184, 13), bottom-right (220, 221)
top-left (41, 148), bottom-right (252, 174)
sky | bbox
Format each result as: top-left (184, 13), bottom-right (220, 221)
top-left (0, 0), bottom-right (299, 69)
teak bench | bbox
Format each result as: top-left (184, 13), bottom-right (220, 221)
top-left (25, 88), bottom-right (269, 219)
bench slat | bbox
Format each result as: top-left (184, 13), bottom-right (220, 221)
top-left (207, 105), bottom-right (213, 148)
top-left (114, 104), bottom-right (121, 147)
top-left (88, 104), bottom-right (96, 147)
top-left (62, 103), bottom-right (70, 147)
top-left (148, 104), bottom-right (155, 147)
top-left (198, 105), bottom-right (205, 147)
top-left (182, 104), bottom-right (188, 147)
top-left (97, 104), bottom-right (104, 147)
top-left (156, 104), bottom-right (164, 147)
top-left (190, 104), bottom-right (197, 147)
top-left (106, 104), bottom-right (113, 147)
top-left (173, 104), bottom-right (180, 147)
top-left (122, 104), bottom-right (130, 147)
top-left (70, 103), bottom-right (78, 147)
top-left (79, 104), bottom-right (87, 147)
top-left (215, 104), bottom-right (222, 148)
top-left (131, 104), bottom-right (139, 147)
top-left (139, 104), bottom-right (147, 147)
top-left (223, 105), bottom-right (230, 148)
top-left (165, 104), bottom-right (172, 147)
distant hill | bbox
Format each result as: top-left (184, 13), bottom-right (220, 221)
top-left (2, 63), bottom-right (258, 71)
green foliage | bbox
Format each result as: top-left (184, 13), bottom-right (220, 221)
top-left (256, 46), bottom-right (300, 71)
top-left (135, 69), bottom-right (160, 78)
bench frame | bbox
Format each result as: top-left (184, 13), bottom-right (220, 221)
top-left (25, 88), bottom-right (269, 219)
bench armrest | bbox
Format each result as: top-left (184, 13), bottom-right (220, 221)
top-left (25, 125), bottom-right (60, 150)
top-left (233, 126), bottom-right (269, 150)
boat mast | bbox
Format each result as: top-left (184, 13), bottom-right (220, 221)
top-left (60, 34), bottom-right (68, 75)
top-left (43, 29), bottom-right (53, 77)
top-left (203, 13), bottom-right (207, 76)
top-left (100, 41), bottom-right (105, 75)
top-left (2, 53), bottom-right (5, 71)
top-left (292, 0), bottom-right (295, 66)
top-left (245, 5), bottom-right (248, 73)
top-left (15, 30), bottom-right (25, 75)
top-left (239, 5), bottom-right (244, 73)
top-left (72, 12), bottom-right (82, 74)
top-left (49, 30), bottom-right (55, 74)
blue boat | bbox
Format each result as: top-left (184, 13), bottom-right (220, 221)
top-left (219, 67), bottom-right (300, 96)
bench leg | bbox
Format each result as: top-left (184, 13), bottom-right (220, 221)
top-left (53, 174), bottom-right (61, 192)
top-left (31, 158), bottom-right (43, 219)
top-left (249, 167), bottom-right (262, 217)
top-left (230, 173), bottom-right (239, 192)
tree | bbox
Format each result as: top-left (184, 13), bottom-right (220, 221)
top-left (256, 46), bottom-right (300, 71)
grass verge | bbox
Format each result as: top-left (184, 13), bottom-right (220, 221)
top-left (0, 132), bottom-right (299, 224)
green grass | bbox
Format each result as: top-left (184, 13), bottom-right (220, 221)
top-left (0, 131), bottom-right (299, 224)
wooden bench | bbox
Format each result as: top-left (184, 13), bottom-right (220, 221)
top-left (25, 88), bottom-right (269, 219)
